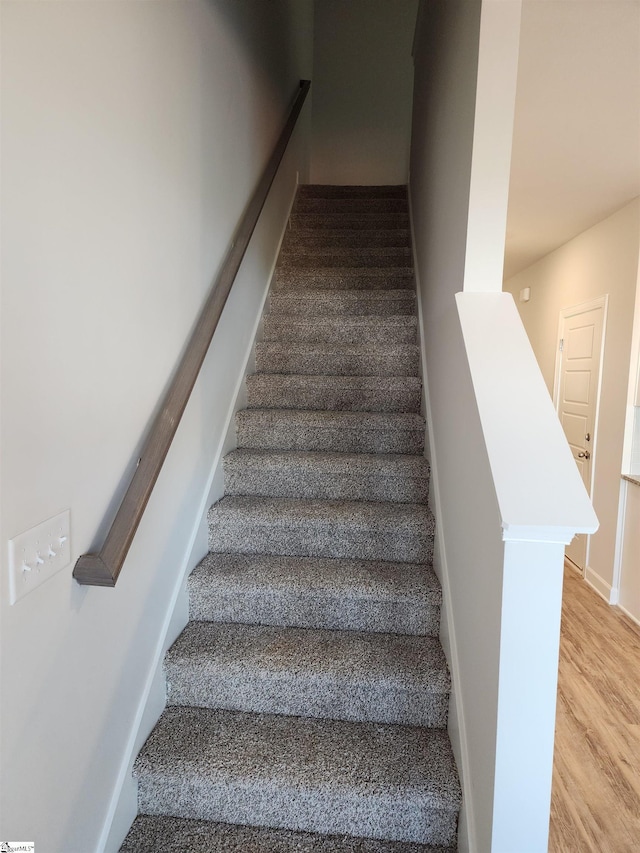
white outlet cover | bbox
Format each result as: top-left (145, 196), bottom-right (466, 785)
top-left (8, 510), bottom-right (71, 605)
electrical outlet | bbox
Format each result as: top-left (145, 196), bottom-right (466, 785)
top-left (8, 510), bottom-right (71, 605)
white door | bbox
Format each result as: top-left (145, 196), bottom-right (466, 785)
top-left (555, 300), bottom-right (605, 572)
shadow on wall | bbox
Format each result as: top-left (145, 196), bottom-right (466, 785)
top-left (205, 0), bottom-right (312, 149)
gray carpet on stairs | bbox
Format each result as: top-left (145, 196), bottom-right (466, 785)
top-left (269, 289), bottom-right (417, 316)
top-left (283, 228), bottom-right (412, 249)
top-left (188, 553), bottom-right (442, 635)
top-left (273, 267), bottom-right (415, 291)
top-left (223, 449), bottom-right (430, 502)
top-left (236, 408), bottom-right (427, 454)
top-left (165, 621), bottom-right (450, 726)
top-left (263, 314), bottom-right (418, 343)
top-left (121, 815), bottom-right (456, 853)
top-left (134, 707), bottom-right (460, 845)
top-left (256, 341), bottom-right (420, 377)
top-left (121, 184), bottom-right (460, 852)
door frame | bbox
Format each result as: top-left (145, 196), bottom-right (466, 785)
top-left (552, 295), bottom-right (608, 575)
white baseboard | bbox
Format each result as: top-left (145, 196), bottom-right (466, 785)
top-left (407, 190), bottom-right (474, 853)
top-left (617, 601), bottom-right (640, 629)
top-left (584, 565), bottom-right (615, 604)
top-left (99, 177), bottom-right (300, 853)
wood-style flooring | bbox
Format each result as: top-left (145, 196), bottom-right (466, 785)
top-left (549, 563), bottom-right (640, 852)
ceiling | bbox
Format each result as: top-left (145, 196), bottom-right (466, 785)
top-left (504, 0), bottom-right (640, 280)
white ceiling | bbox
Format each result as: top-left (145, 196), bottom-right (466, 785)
top-left (504, 0), bottom-right (640, 280)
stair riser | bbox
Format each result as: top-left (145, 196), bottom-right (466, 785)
top-left (283, 230), bottom-right (411, 249)
top-left (278, 248), bottom-right (412, 268)
top-left (208, 517), bottom-right (434, 565)
top-left (136, 779), bottom-right (457, 846)
top-left (262, 320), bottom-right (417, 345)
top-left (224, 469), bottom-right (428, 504)
top-left (269, 293), bottom-right (416, 316)
top-left (289, 214), bottom-right (409, 230)
top-left (189, 586), bottom-right (440, 636)
top-left (236, 421), bottom-right (425, 455)
top-left (295, 198), bottom-right (408, 214)
top-left (246, 381), bottom-right (421, 414)
top-left (167, 669), bottom-right (448, 728)
top-left (255, 347), bottom-right (419, 377)
top-left (273, 270), bottom-right (414, 291)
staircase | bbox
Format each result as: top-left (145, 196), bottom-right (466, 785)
top-left (120, 185), bottom-right (461, 852)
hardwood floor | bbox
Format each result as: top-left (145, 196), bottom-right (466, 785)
top-left (549, 563), bottom-right (640, 852)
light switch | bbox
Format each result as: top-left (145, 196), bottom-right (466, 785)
top-left (8, 510), bottom-right (71, 605)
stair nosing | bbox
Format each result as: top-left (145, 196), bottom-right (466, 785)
top-left (134, 705), bottom-right (462, 812)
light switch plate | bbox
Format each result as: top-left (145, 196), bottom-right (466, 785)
top-left (8, 510), bottom-right (71, 605)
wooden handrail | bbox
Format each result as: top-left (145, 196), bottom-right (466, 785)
top-left (74, 80), bottom-right (311, 587)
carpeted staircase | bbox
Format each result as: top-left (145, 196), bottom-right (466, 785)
top-left (120, 185), bottom-right (461, 852)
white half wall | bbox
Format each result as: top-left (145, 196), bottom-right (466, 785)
top-left (0, 2), bottom-right (313, 849)
top-left (310, 0), bottom-right (418, 185)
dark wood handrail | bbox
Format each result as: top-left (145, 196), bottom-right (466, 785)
top-left (74, 80), bottom-right (311, 587)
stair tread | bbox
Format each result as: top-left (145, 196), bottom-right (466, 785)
top-left (209, 494), bottom-right (434, 530)
top-left (265, 315), bottom-right (417, 330)
top-left (278, 247), bottom-right (412, 268)
top-left (246, 374), bottom-right (421, 390)
top-left (121, 815), bottom-right (455, 853)
top-left (237, 409), bottom-right (426, 430)
top-left (298, 184), bottom-right (408, 198)
top-left (235, 408), bottom-right (426, 453)
top-left (246, 374), bottom-right (421, 383)
top-left (267, 314), bottom-right (417, 325)
top-left (294, 198), bottom-right (408, 213)
top-left (276, 266), bottom-right (414, 278)
top-left (225, 449), bottom-right (429, 478)
top-left (256, 342), bottom-right (419, 377)
top-left (263, 318), bottom-right (417, 347)
top-left (208, 495), bottom-right (434, 564)
top-left (134, 705), bottom-right (460, 805)
top-left (167, 621), bottom-right (449, 693)
top-left (269, 290), bottom-right (416, 316)
top-left (190, 552), bottom-right (441, 605)
top-left (257, 342), bottom-right (419, 353)
top-left (272, 288), bottom-right (416, 298)
top-left (273, 269), bottom-right (414, 292)
top-left (283, 229), bottom-right (411, 248)
top-left (246, 375), bottom-right (421, 414)
top-left (134, 706), bottom-right (461, 840)
top-left (257, 341), bottom-right (418, 368)
top-left (166, 622), bottom-right (448, 726)
top-left (289, 214), bottom-right (410, 230)
top-left (262, 318), bottom-right (417, 346)
top-left (188, 553), bottom-right (441, 636)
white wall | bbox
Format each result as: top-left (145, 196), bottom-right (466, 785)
top-left (0, 1), bottom-right (313, 849)
top-left (504, 199), bottom-right (640, 596)
top-left (310, 0), bottom-right (417, 185)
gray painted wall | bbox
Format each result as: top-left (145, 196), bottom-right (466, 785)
top-left (311, 0), bottom-right (418, 185)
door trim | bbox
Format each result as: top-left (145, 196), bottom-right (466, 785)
top-left (553, 295), bottom-right (608, 574)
